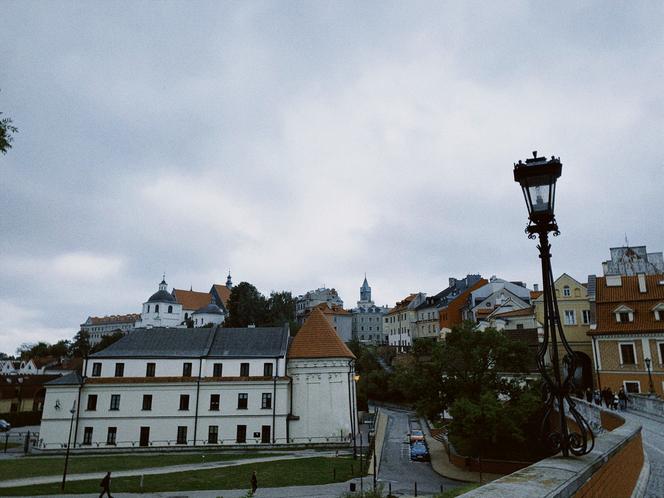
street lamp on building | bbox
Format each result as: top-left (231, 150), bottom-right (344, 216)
top-left (645, 357), bottom-right (655, 394)
top-left (513, 151), bottom-right (594, 457)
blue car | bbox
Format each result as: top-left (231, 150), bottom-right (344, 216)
top-left (410, 441), bottom-right (429, 461)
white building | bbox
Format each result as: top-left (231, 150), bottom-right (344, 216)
top-left (385, 293), bottom-right (427, 348)
top-left (295, 287), bottom-right (344, 324)
top-left (136, 278), bottom-right (184, 328)
top-left (464, 277), bottom-right (532, 322)
top-left (80, 314), bottom-right (140, 346)
top-left (39, 309), bottom-right (358, 450)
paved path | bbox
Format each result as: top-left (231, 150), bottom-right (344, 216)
top-left (0, 450), bottom-right (337, 488)
top-left (377, 407), bottom-right (460, 496)
top-left (621, 409), bottom-right (664, 498)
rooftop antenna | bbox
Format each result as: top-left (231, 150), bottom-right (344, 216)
top-left (624, 233), bottom-right (629, 247)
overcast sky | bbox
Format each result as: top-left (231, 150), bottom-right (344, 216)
top-left (1, 1), bottom-right (662, 354)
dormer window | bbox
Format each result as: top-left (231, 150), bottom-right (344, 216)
top-left (652, 303), bottom-right (664, 321)
top-left (563, 285), bottom-right (571, 297)
top-left (613, 305), bottom-right (634, 323)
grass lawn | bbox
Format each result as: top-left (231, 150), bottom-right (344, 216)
top-left (0, 451), bottom-right (281, 480)
top-left (434, 483), bottom-right (480, 497)
top-left (0, 456), bottom-right (361, 495)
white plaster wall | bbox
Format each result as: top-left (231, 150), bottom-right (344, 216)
top-left (40, 380), bottom-right (290, 448)
top-left (288, 358), bottom-right (355, 442)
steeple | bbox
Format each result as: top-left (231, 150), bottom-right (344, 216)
top-left (360, 274), bottom-right (372, 303)
top-left (159, 274), bottom-right (168, 291)
top-left (226, 270), bottom-right (233, 289)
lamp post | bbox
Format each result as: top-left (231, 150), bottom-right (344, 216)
top-left (645, 358), bottom-right (655, 394)
top-left (61, 401), bottom-right (77, 491)
top-left (513, 151), bottom-right (594, 457)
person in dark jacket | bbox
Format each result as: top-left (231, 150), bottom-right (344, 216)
top-left (618, 387), bottom-right (628, 410)
top-left (251, 470), bottom-right (258, 495)
top-left (585, 388), bottom-right (593, 402)
top-left (99, 472), bottom-right (112, 498)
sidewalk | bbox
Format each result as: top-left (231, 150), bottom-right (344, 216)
top-left (422, 421), bottom-right (502, 484)
top-left (0, 451), bottom-right (337, 489)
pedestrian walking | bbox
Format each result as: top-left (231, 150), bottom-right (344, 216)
top-left (605, 388), bottom-right (614, 409)
top-left (99, 471), bottom-right (112, 498)
top-left (585, 387), bottom-right (592, 402)
top-left (250, 470), bottom-right (258, 495)
top-left (618, 387), bottom-right (628, 411)
top-left (593, 389), bottom-right (601, 406)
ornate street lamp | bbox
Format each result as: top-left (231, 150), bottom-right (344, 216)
top-left (644, 357), bottom-right (655, 394)
top-left (514, 151), bottom-right (594, 457)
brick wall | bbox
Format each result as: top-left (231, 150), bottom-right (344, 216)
top-left (598, 371), bottom-right (664, 396)
top-left (574, 432), bottom-right (643, 498)
top-left (598, 340), bottom-right (643, 371)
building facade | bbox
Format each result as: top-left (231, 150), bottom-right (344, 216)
top-left (385, 293), bottom-right (426, 349)
top-left (438, 275), bottom-right (487, 337)
top-left (39, 310), bottom-right (358, 449)
top-left (602, 245), bottom-right (664, 276)
top-left (533, 273), bottom-right (594, 390)
top-left (350, 276), bottom-right (388, 344)
top-left (589, 274), bottom-right (664, 396)
top-left (463, 277), bottom-right (532, 322)
top-left (295, 288), bottom-right (344, 324)
top-left (81, 314), bottom-right (140, 346)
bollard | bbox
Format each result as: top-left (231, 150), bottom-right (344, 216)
top-left (389, 482), bottom-right (392, 497)
top-left (140, 474), bottom-right (144, 492)
top-left (414, 481), bottom-right (418, 496)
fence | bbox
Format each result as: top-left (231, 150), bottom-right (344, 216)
top-left (35, 434), bottom-right (354, 452)
top-left (3, 430), bottom-right (40, 454)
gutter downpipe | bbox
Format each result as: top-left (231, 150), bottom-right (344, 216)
top-left (592, 335), bottom-right (602, 390)
top-left (272, 357), bottom-right (278, 444)
top-left (193, 356), bottom-right (202, 446)
top-left (347, 359), bottom-right (356, 457)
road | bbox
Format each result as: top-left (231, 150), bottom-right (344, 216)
top-left (621, 409), bottom-right (664, 498)
top-left (377, 407), bottom-right (461, 496)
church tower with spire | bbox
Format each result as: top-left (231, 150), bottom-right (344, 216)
top-left (359, 274), bottom-right (372, 305)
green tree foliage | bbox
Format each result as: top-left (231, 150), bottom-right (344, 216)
top-left (69, 330), bottom-right (91, 358)
top-left (347, 340), bottom-right (404, 410)
top-left (0, 110), bottom-right (18, 154)
top-left (265, 291), bottom-right (299, 333)
top-left (90, 331), bottom-right (125, 354)
top-left (224, 282), bottom-right (268, 327)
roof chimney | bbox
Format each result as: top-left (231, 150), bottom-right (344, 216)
top-left (534, 283), bottom-right (539, 292)
top-left (637, 273), bottom-right (647, 293)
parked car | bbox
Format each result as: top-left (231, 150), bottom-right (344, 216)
top-left (410, 441), bottom-right (429, 461)
top-left (0, 419), bottom-right (10, 432)
top-left (409, 429), bottom-right (424, 443)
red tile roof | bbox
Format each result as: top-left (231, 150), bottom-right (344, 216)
top-left (288, 308), bottom-right (355, 359)
top-left (172, 289), bottom-right (212, 310)
top-left (590, 274), bottom-right (664, 336)
top-left (212, 284), bottom-right (232, 307)
top-left (491, 306), bottom-right (535, 318)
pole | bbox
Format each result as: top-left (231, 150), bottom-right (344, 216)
top-left (646, 361), bottom-right (655, 394)
top-left (359, 431), bottom-right (363, 493)
top-left (61, 401), bottom-right (77, 491)
top-left (373, 430), bottom-right (377, 491)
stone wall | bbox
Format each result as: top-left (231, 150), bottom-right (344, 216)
top-left (629, 393), bottom-right (664, 418)
top-left (460, 399), bottom-right (647, 498)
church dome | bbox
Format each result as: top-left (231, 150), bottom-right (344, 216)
top-left (147, 290), bottom-right (176, 303)
top-left (193, 303), bottom-right (224, 315)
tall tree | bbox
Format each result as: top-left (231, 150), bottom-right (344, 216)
top-left (265, 291), bottom-right (297, 329)
top-left (90, 331), bottom-right (125, 354)
top-left (224, 282), bottom-right (268, 327)
top-left (0, 106), bottom-right (18, 154)
top-left (69, 330), bottom-right (91, 358)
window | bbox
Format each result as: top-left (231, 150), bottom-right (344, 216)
top-left (147, 305), bottom-right (150, 312)
top-left (176, 426), bottom-right (187, 445)
top-left (213, 363), bottom-right (223, 377)
top-left (182, 362), bottom-right (192, 377)
top-left (236, 425), bottom-right (247, 443)
top-left (659, 343), bottom-right (664, 365)
top-left (516, 323), bottom-right (524, 330)
top-left (563, 310), bottom-right (576, 325)
top-left (582, 310), bottom-right (591, 325)
top-left (240, 363), bottom-right (250, 376)
top-left (619, 343), bottom-right (636, 365)
top-left (624, 381), bottom-right (641, 394)
top-left (106, 427), bottom-right (117, 445)
top-left (563, 285), bottom-right (571, 297)
top-left (114, 363), bottom-right (124, 377)
top-left (210, 394), bottom-right (220, 411)
top-left (238, 393), bottom-right (248, 409)
top-left (146, 363), bottom-right (156, 377)
top-left (142, 394), bottom-right (152, 411)
top-left (168, 305), bottom-right (173, 313)
top-left (92, 362), bottom-right (102, 377)
top-left (86, 394), bottom-right (97, 411)
top-left (83, 427), bottom-right (93, 445)
top-left (261, 393), bottom-right (272, 409)
top-left (208, 425), bottom-right (218, 444)
top-left (618, 312), bottom-right (631, 323)
top-left (155, 304), bottom-right (159, 313)
top-left (263, 363), bottom-right (273, 377)
top-left (179, 394), bottom-right (190, 410)
top-left (110, 394), bottom-right (120, 411)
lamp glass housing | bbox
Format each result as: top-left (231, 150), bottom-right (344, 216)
top-left (513, 156), bottom-right (562, 222)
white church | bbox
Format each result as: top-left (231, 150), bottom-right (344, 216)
top-left (38, 309), bottom-right (359, 449)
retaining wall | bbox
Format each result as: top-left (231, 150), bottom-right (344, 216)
top-left (629, 393), bottom-right (664, 419)
top-left (460, 399), bottom-right (647, 498)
